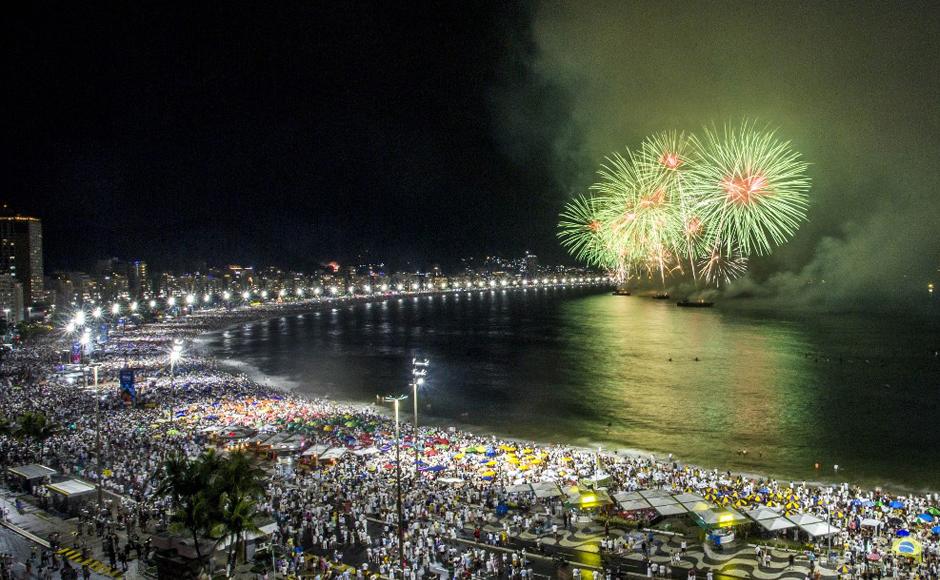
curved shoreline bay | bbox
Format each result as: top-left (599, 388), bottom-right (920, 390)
top-left (202, 287), bottom-right (940, 492)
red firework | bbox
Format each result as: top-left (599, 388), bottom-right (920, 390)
top-left (659, 151), bottom-right (682, 170)
top-left (721, 173), bottom-right (768, 204)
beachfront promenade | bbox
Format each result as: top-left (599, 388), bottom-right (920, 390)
top-left (0, 299), bottom-right (937, 579)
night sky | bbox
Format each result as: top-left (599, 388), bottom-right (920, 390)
top-left (6, 2), bottom-right (940, 302)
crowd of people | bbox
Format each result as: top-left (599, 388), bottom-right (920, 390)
top-left (0, 305), bottom-right (937, 579)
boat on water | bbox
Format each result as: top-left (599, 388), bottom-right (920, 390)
top-left (677, 300), bottom-right (714, 308)
top-left (611, 290), bottom-right (631, 296)
top-left (652, 293), bottom-right (671, 299)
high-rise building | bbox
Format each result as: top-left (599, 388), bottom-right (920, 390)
top-left (524, 252), bottom-right (539, 276)
top-left (128, 260), bottom-right (149, 297)
top-left (0, 274), bottom-right (24, 323)
top-left (0, 211), bottom-right (44, 310)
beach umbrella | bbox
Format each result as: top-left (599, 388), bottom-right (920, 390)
top-left (896, 529), bottom-right (910, 537)
top-left (866, 552), bottom-right (882, 561)
top-left (931, 526), bottom-right (940, 535)
top-left (889, 500), bottom-right (903, 509)
top-left (928, 507), bottom-right (940, 517)
top-left (916, 513), bottom-right (934, 523)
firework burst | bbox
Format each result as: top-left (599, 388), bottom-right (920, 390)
top-left (687, 121), bottom-right (811, 256)
top-left (558, 122), bottom-right (811, 289)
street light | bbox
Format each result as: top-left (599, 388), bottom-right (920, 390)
top-left (74, 310), bottom-right (86, 327)
top-left (148, 300), bottom-right (157, 309)
top-left (111, 303), bottom-right (121, 316)
top-left (242, 291), bottom-right (251, 301)
top-left (383, 394), bottom-right (408, 578)
top-left (130, 301), bottom-right (138, 312)
top-left (169, 342), bottom-right (183, 420)
top-left (92, 307), bottom-right (102, 320)
top-left (411, 358), bottom-right (430, 476)
top-left (168, 296), bottom-right (176, 307)
top-left (81, 364), bottom-right (104, 509)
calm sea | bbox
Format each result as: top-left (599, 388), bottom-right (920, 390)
top-left (202, 287), bottom-right (940, 492)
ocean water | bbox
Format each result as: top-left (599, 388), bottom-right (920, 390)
top-left (202, 287), bottom-right (940, 492)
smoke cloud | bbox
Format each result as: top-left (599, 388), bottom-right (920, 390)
top-left (503, 1), bottom-right (940, 311)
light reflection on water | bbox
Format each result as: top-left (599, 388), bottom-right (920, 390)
top-left (204, 288), bottom-right (940, 491)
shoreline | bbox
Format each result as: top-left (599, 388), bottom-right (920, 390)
top-left (178, 292), bottom-right (938, 497)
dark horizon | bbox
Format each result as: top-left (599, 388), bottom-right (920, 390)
top-left (5, 2), bottom-right (939, 304)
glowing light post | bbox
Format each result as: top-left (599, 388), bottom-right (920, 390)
top-left (411, 358), bottom-right (430, 476)
top-left (384, 394), bottom-right (408, 578)
top-left (169, 342), bottom-right (183, 420)
top-left (81, 364), bottom-right (103, 509)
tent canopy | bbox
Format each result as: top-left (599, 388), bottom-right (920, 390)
top-left (801, 522), bottom-right (841, 537)
top-left (757, 517), bottom-right (796, 532)
top-left (655, 503), bottom-right (688, 517)
top-left (47, 479), bottom-right (95, 497)
top-left (8, 464), bottom-right (57, 480)
top-left (746, 506), bottom-right (782, 521)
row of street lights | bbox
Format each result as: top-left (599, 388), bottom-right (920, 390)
top-left (61, 276), bottom-right (613, 328)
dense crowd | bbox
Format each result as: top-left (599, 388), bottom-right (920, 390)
top-left (0, 307), bottom-right (938, 579)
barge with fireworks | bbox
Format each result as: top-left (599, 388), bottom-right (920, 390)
top-left (677, 300), bottom-right (714, 308)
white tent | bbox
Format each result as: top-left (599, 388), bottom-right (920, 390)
top-left (353, 446), bottom-right (380, 456)
top-left (613, 491), bottom-right (644, 503)
top-left (319, 447), bottom-right (347, 461)
top-left (618, 499), bottom-right (653, 511)
top-left (757, 517), bottom-right (796, 532)
top-left (655, 503), bottom-right (688, 517)
top-left (507, 483), bottom-right (533, 494)
top-left (746, 506), bottom-right (783, 521)
top-left (787, 513), bottom-right (823, 527)
top-left (648, 496), bottom-right (680, 507)
top-left (532, 482), bottom-right (562, 498)
top-left (801, 521), bottom-right (841, 537)
top-left (301, 443), bottom-right (330, 458)
top-left (639, 489), bottom-right (673, 499)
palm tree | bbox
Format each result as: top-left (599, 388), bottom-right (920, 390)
top-left (156, 451), bottom-right (216, 567)
top-left (15, 412), bottom-right (56, 462)
top-left (213, 491), bottom-right (261, 577)
top-left (217, 450), bottom-right (266, 498)
top-left (157, 450), bottom-right (269, 575)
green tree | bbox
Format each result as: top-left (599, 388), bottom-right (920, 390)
top-left (157, 450), bottom-right (267, 574)
top-left (156, 451), bottom-right (216, 567)
top-left (213, 491), bottom-right (262, 576)
top-left (15, 412), bottom-right (56, 462)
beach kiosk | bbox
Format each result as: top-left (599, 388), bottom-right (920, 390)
top-left (7, 464), bottom-right (56, 492)
top-left (46, 479), bottom-right (96, 516)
